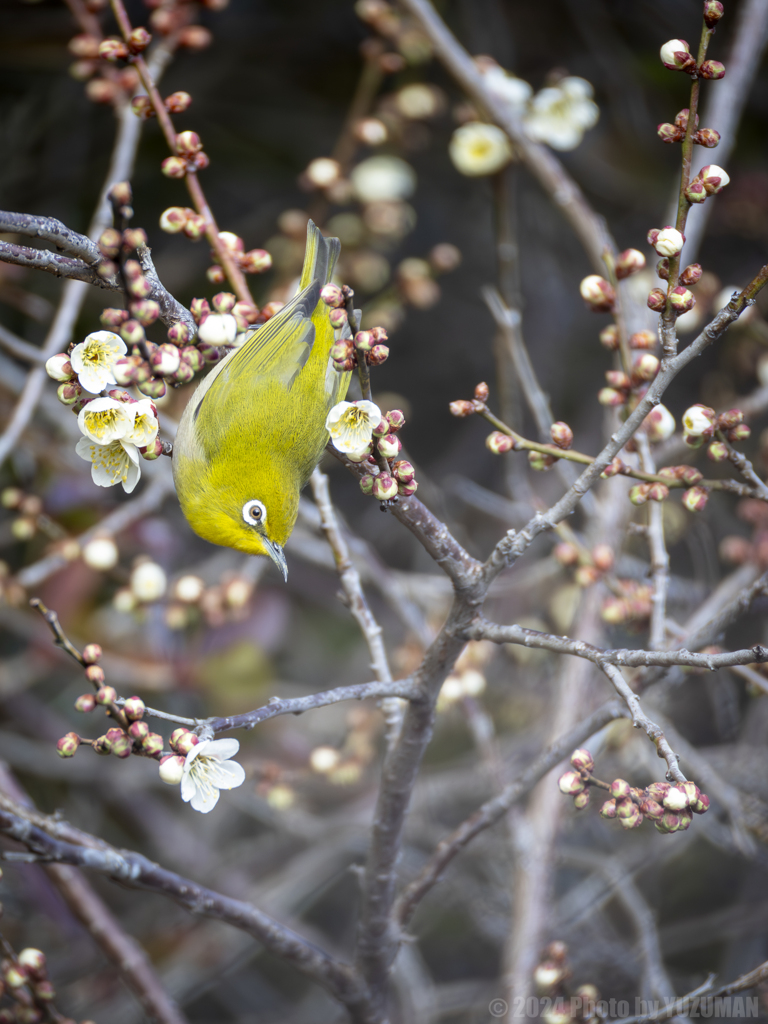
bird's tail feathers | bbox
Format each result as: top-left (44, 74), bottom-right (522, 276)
top-left (299, 220), bottom-right (340, 291)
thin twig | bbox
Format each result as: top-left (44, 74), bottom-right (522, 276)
top-left (637, 435), bottom-right (670, 650)
top-left (310, 469), bottom-right (402, 746)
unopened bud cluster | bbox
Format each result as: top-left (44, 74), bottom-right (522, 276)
top-left (0, 943), bottom-right (64, 1021)
top-left (601, 580), bottom-right (653, 625)
top-left (59, 641), bottom-right (166, 762)
top-left (658, 108), bottom-right (721, 149)
top-left (554, 542), bottom-right (614, 589)
top-left (328, 317), bottom-right (391, 373)
top-left (358, 409), bottom-right (416, 501)
top-left (659, 38), bottom-right (725, 80)
top-left (559, 750), bottom-right (710, 834)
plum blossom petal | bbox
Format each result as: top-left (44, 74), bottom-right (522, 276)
top-left (180, 737), bottom-right (246, 814)
top-left (326, 400), bottom-right (382, 453)
top-left (70, 331), bottom-right (126, 394)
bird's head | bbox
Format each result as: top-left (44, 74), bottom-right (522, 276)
top-left (174, 456), bottom-right (297, 581)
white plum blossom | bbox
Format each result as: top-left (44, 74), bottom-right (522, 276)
top-left (523, 77), bottom-right (599, 151)
top-left (351, 156), bottom-right (417, 203)
top-left (699, 164), bottom-right (730, 193)
top-left (78, 398), bottom-right (132, 445)
top-left (130, 560), bottom-right (167, 603)
top-left (127, 399), bottom-right (160, 447)
top-left (76, 436), bottom-right (141, 493)
top-left (326, 400), bottom-right (382, 453)
top-left (70, 331), bottom-right (126, 394)
top-left (449, 122), bottom-right (512, 176)
top-left (180, 737), bottom-right (246, 813)
top-left (480, 64), bottom-right (533, 114)
top-left (82, 536), bottom-right (119, 571)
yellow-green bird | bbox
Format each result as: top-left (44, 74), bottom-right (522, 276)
top-left (172, 221), bottom-right (349, 579)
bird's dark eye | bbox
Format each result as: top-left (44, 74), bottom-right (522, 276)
top-left (242, 499), bottom-right (267, 526)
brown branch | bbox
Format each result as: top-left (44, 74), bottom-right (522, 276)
top-left (468, 618), bottom-right (768, 672)
top-left (0, 240), bottom-right (120, 289)
top-left (0, 802), bottom-right (377, 1023)
top-left (638, 435), bottom-right (670, 650)
top-left (0, 210), bottom-right (103, 264)
top-left (206, 678), bottom-right (416, 736)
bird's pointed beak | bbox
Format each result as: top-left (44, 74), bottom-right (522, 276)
top-left (264, 538), bottom-right (288, 581)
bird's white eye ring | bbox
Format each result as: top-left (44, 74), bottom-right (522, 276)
top-left (242, 499), bottom-right (267, 526)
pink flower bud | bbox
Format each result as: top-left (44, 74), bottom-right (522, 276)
top-left (398, 480), bottom-right (419, 497)
top-left (128, 720), bottom-right (149, 741)
top-left (372, 474), bottom-right (398, 500)
top-left (657, 122), bottom-right (684, 144)
top-left (685, 179), bottom-right (708, 204)
top-left (680, 263), bottom-right (702, 286)
top-left (57, 381), bottom-right (82, 405)
top-left (570, 748), bottom-right (594, 772)
top-left (98, 228), bottom-right (122, 257)
top-left (176, 130), bottom-right (202, 156)
top-left (161, 156), bottom-right (188, 180)
top-left (579, 275), bottom-right (616, 312)
top-left (647, 483), bottom-right (669, 502)
top-left (329, 307), bottom-right (348, 329)
top-left (474, 381), bottom-right (489, 402)
top-left (377, 434), bottom-right (402, 458)
top-left (190, 298), bottom-right (211, 323)
top-left (600, 798), bottom-right (617, 819)
top-left (681, 466), bottom-right (703, 484)
top-left (629, 484), bottom-right (651, 506)
top-left (633, 354), bottom-right (659, 382)
top-left (683, 404), bottom-right (716, 437)
top-left (716, 408), bottom-right (744, 430)
top-left (573, 791), bottom-right (590, 810)
top-left (727, 423), bottom-right (751, 442)
top-left (682, 485), bottom-right (709, 512)
top-left (611, 779), bottom-right (632, 800)
top-left (359, 474), bottom-right (375, 495)
top-left (385, 409), bottom-right (405, 431)
top-left (181, 346), bottom-right (205, 372)
top-left (240, 248), bottom-right (272, 273)
top-left (346, 443), bottom-right (373, 463)
top-left (120, 319), bottom-right (146, 346)
top-left (450, 400), bottom-right (476, 418)
top-left (619, 805), bottom-right (643, 829)
top-left (599, 325), bottom-right (619, 350)
top-left (184, 213), bottom-right (207, 240)
top-left (598, 387), bottom-right (626, 407)
top-left (669, 286), bottom-right (695, 312)
top-left (179, 25), bottom-right (213, 49)
top-left (320, 283), bottom-right (345, 308)
top-left (331, 339), bottom-right (355, 363)
top-left (529, 451), bottom-right (555, 471)
top-left (704, 0), bottom-right (724, 26)
top-left (150, 343), bottom-right (181, 377)
top-left (693, 128), bottom-right (720, 148)
top-left (640, 798), bottom-right (664, 821)
top-left (160, 206), bottom-right (188, 234)
top-left (575, 565), bottom-right (600, 588)
top-left (707, 441), bottom-right (729, 462)
top-left (96, 685), bottom-right (117, 705)
top-left (57, 732), bottom-right (80, 757)
top-left (132, 95), bottom-right (154, 119)
top-left (368, 344), bottom-right (389, 365)
top-left (112, 733), bottom-right (132, 758)
top-left (485, 431), bottom-right (514, 454)
top-left (142, 732), bottom-right (164, 757)
top-left (75, 693), bottom-right (96, 712)
top-left (699, 60), bottom-right (725, 80)
top-left (123, 696), bottom-right (146, 721)
top-left (674, 108), bottom-right (697, 129)
top-left (393, 460), bottom-right (415, 484)
top-left (630, 329), bottom-right (656, 350)
top-left (647, 288), bottom-right (666, 311)
top-left (558, 770), bottom-right (586, 796)
top-left (649, 226), bottom-right (684, 257)
top-left (615, 248), bottom-right (645, 279)
top-left (45, 353), bottom-right (74, 381)
top-left (646, 782), bottom-right (670, 802)
top-left (699, 164), bottom-right (730, 194)
top-left (165, 90), bottom-right (192, 113)
top-left (69, 33), bottom-right (101, 59)
top-left (663, 785), bottom-right (689, 811)
top-left (693, 792), bottom-right (710, 814)
top-left (550, 421), bottom-right (573, 449)
top-left (600, 457), bottom-right (623, 479)
top-left (659, 38), bottom-right (694, 71)
top-left (98, 37), bottom-right (130, 62)
top-left (128, 27), bottom-right (151, 52)
top-left (100, 307), bottom-right (130, 329)
top-left (132, 299), bottom-right (161, 326)
top-left (85, 664), bottom-right (105, 686)
top-left (354, 330), bottom-right (375, 353)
